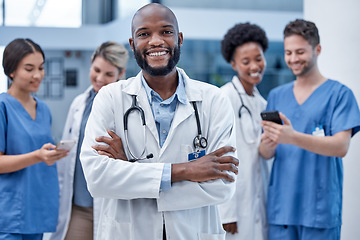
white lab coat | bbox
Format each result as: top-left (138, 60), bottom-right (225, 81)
top-left (218, 76), bottom-right (269, 240)
top-left (48, 86), bottom-right (102, 240)
top-left (80, 68), bottom-right (237, 240)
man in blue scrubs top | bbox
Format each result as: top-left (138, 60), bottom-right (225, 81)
top-left (259, 19), bottom-right (360, 240)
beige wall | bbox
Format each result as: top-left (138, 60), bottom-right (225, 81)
top-left (304, 0), bottom-right (360, 238)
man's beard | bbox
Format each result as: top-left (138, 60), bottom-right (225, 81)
top-left (292, 52), bottom-right (317, 77)
top-left (133, 42), bottom-right (181, 76)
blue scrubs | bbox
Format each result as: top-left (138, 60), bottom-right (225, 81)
top-left (0, 93), bottom-right (59, 234)
top-left (266, 80), bottom-right (360, 229)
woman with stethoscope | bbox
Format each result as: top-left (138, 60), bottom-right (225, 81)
top-left (218, 23), bottom-right (271, 240)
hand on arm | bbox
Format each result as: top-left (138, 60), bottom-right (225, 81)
top-left (171, 146), bottom-right (238, 183)
top-left (92, 129), bottom-right (128, 160)
top-left (0, 143), bottom-right (68, 173)
top-left (92, 131), bottom-right (238, 182)
top-left (223, 222), bottom-right (238, 235)
top-left (261, 112), bottom-right (352, 157)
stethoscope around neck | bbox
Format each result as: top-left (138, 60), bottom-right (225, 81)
top-left (231, 81), bottom-right (260, 145)
top-left (191, 101), bottom-right (208, 150)
top-left (124, 95), bottom-right (207, 162)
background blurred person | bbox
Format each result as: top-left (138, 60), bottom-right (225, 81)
top-left (49, 41), bottom-right (129, 240)
top-left (0, 38), bottom-right (68, 240)
top-left (260, 19), bottom-right (360, 240)
top-left (218, 23), bottom-right (269, 240)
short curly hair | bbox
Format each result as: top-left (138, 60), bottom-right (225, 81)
top-left (221, 23), bottom-right (268, 63)
top-left (284, 19), bottom-right (320, 48)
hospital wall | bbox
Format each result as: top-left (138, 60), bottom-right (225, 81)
top-left (304, 0), bottom-right (360, 239)
top-left (1, 2), bottom-right (360, 238)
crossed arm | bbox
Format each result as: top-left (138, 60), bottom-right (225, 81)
top-left (92, 129), bottom-right (239, 183)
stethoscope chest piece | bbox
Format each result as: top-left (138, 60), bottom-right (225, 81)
top-left (191, 101), bottom-right (208, 150)
top-left (193, 135), bottom-right (207, 149)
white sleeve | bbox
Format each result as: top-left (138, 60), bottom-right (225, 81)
top-left (217, 186), bottom-right (239, 224)
top-left (157, 89), bottom-right (238, 211)
top-left (80, 87), bottom-right (165, 200)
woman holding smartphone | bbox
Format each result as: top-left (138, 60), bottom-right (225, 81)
top-left (0, 38), bottom-right (68, 240)
top-left (49, 41), bottom-right (129, 240)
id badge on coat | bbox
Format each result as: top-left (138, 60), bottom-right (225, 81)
top-left (188, 150), bottom-right (206, 161)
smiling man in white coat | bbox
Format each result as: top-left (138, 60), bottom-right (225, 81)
top-left (80, 3), bottom-right (239, 240)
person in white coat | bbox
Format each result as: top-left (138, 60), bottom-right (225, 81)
top-left (218, 23), bottom-right (270, 240)
top-left (80, 3), bottom-right (239, 240)
top-left (48, 41), bottom-right (129, 240)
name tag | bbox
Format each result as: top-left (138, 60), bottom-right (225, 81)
top-left (188, 150), bottom-right (206, 161)
top-left (312, 125), bottom-right (325, 137)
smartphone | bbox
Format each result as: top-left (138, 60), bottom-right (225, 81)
top-left (56, 140), bottom-right (77, 151)
top-left (260, 111), bottom-right (283, 125)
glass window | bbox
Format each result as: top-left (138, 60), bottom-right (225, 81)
top-left (117, 0), bottom-right (150, 19)
top-left (124, 39), bottom-right (294, 99)
top-left (0, 0), bottom-right (3, 26)
top-left (162, 0), bottom-right (302, 12)
top-left (3, 0), bottom-right (81, 27)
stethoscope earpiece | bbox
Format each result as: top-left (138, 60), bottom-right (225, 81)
top-left (129, 153), bottom-right (154, 163)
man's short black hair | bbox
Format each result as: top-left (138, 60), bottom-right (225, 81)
top-left (221, 22), bottom-right (268, 63)
top-left (284, 19), bottom-right (320, 48)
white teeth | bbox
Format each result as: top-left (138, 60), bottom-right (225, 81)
top-left (149, 51), bottom-right (166, 56)
top-left (250, 72), bottom-right (261, 77)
